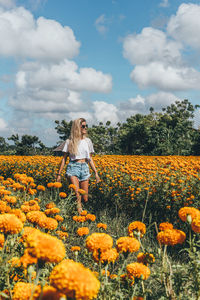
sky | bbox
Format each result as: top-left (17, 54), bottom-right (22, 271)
top-left (0, 0), bottom-right (200, 146)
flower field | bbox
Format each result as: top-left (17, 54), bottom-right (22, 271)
top-left (0, 155), bottom-right (200, 299)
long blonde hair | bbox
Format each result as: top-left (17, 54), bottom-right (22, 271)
top-left (68, 118), bottom-right (87, 155)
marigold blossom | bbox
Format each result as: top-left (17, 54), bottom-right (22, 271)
top-left (178, 207), bottom-right (200, 222)
top-left (116, 237), bottom-right (140, 253)
top-left (0, 213), bottom-right (23, 235)
top-left (12, 282), bottom-right (41, 300)
top-left (159, 222), bottom-right (173, 231)
top-left (77, 227), bottom-right (89, 236)
top-left (86, 233), bottom-right (113, 253)
top-left (157, 229), bottom-right (186, 246)
top-left (127, 262), bottom-right (150, 280)
top-left (50, 259), bottom-right (100, 299)
top-left (128, 221), bottom-right (146, 238)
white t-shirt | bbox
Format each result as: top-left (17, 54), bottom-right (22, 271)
top-left (62, 137), bottom-right (94, 161)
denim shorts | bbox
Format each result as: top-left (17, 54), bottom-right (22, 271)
top-left (66, 161), bottom-right (90, 181)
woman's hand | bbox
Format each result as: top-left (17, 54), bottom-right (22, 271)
top-left (95, 173), bottom-right (100, 183)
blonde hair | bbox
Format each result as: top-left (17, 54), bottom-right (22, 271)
top-left (68, 118), bottom-right (87, 155)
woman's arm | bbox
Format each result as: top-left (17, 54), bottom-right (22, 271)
top-left (88, 155), bottom-right (100, 183)
top-left (56, 152), bottom-right (68, 182)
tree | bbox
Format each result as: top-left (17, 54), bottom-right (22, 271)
top-left (55, 120), bottom-right (72, 141)
top-left (8, 134), bottom-right (45, 155)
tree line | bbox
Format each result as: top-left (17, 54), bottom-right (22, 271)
top-left (1, 100), bottom-right (200, 156)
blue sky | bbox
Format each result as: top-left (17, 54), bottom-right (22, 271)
top-left (0, 0), bottom-right (200, 146)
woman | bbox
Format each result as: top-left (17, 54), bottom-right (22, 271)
top-left (56, 118), bottom-right (100, 214)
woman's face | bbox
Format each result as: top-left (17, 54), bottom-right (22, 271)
top-left (80, 121), bottom-right (88, 135)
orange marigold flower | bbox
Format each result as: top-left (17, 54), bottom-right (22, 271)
top-left (71, 246), bottom-right (81, 252)
top-left (86, 214), bottom-right (96, 222)
top-left (26, 211), bottom-right (46, 225)
top-left (80, 210), bottom-right (88, 216)
top-left (157, 229), bottom-right (186, 246)
top-left (191, 217), bottom-right (200, 233)
top-left (0, 200), bottom-right (11, 213)
top-left (3, 195), bottom-right (17, 204)
top-left (39, 285), bottom-right (65, 300)
top-left (45, 208), bottom-right (60, 215)
top-left (26, 231), bottom-right (66, 263)
top-left (77, 227), bottom-right (89, 236)
top-left (37, 185), bottom-right (46, 191)
top-left (54, 215), bottom-right (64, 222)
top-left (86, 233), bottom-right (113, 253)
top-left (97, 223), bottom-right (107, 230)
top-left (50, 259), bottom-right (100, 299)
top-left (99, 248), bottom-right (119, 264)
top-left (73, 215), bottom-right (86, 223)
top-left (53, 182), bottom-right (62, 188)
top-left (127, 262), bottom-right (150, 280)
top-left (159, 222), bottom-right (173, 231)
top-left (56, 231), bottom-right (69, 240)
top-left (40, 217), bottom-right (58, 230)
top-left (45, 202), bottom-right (56, 209)
top-left (0, 214), bottom-right (23, 235)
top-left (59, 192), bottom-right (67, 198)
top-left (20, 249), bottom-right (38, 268)
top-left (68, 184), bottom-right (76, 191)
top-left (20, 227), bottom-right (40, 242)
top-left (116, 237), bottom-right (140, 254)
top-left (47, 182), bottom-right (54, 188)
top-left (0, 233), bottom-right (4, 249)
top-left (137, 252), bottom-right (155, 265)
top-left (12, 282), bottom-right (41, 300)
top-left (10, 209), bottom-right (26, 223)
top-left (128, 221), bottom-right (146, 238)
top-left (178, 207), bottom-right (200, 222)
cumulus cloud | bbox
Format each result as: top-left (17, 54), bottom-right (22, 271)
top-left (167, 3), bottom-right (200, 49)
top-left (0, 6), bottom-right (80, 61)
top-left (92, 101), bottom-right (119, 123)
top-left (119, 92), bottom-right (180, 116)
top-left (123, 4), bottom-right (200, 92)
top-left (131, 62), bottom-right (200, 91)
top-left (123, 27), bottom-right (182, 66)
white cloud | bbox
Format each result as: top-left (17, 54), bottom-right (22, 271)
top-left (92, 101), bottom-right (119, 123)
top-left (0, 117), bottom-right (7, 131)
top-left (0, 6), bottom-right (80, 61)
top-left (159, 0), bottom-right (169, 8)
top-left (131, 62), bottom-right (200, 91)
top-left (119, 92), bottom-right (179, 115)
top-left (0, 0), bottom-right (15, 8)
top-left (167, 3), bottom-right (200, 49)
top-left (95, 14), bottom-right (108, 35)
top-left (123, 27), bottom-right (182, 66)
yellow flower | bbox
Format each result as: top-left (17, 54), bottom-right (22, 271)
top-left (50, 259), bottom-right (100, 299)
top-left (10, 209), bottom-right (26, 223)
top-left (54, 215), bottom-right (64, 222)
top-left (116, 237), bottom-right (140, 254)
top-left (12, 282), bottom-right (41, 300)
top-left (47, 182), bottom-right (54, 188)
top-left (159, 222), bottom-right (173, 231)
top-left (20, 249), bottom-right (38, 268)
top-left (73, 215), bottom-right (86, 223)
top-left (178, 207), bottom-right (200, 222)
top-left (45, 208), bottom-right (60, 215)
top-left (26, 231), bottom-right (66, 263)
top-left (77, 227), bottom-right (89, 236)
top-left (157, 229), bottom-right (186, 246)
top-left (0, 214), bottom-right (23, 235)
top-left (128, 221), bottom-right (146, 238)
top-left (86, 233), bottom-right (113, 253)
top-left (127, 262), bottom-right (150, 280)
top-left (80, 210), bottom-right (88, 216)
top-left (56, 231), bottom-right (69, 240)
top-left (46, 202), bottom-right (56, 209)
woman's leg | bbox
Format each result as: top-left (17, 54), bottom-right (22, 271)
top-left (80, 179), bottom-right (89, 202)
top-left (69, 176), bottom-right (82, 214)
